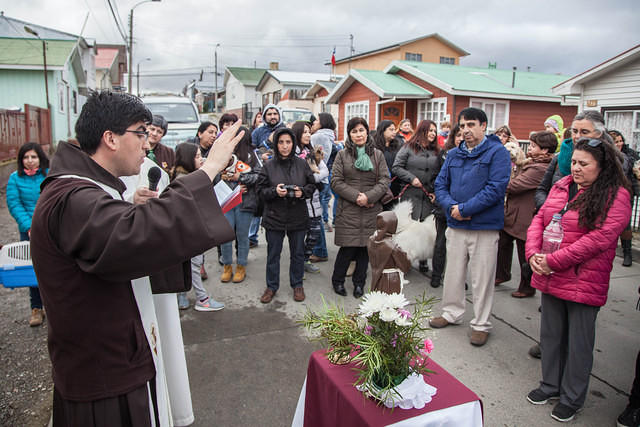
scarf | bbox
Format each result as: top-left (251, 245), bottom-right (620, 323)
top-left (557, 138), bottom-right (573, 177)
top-left (354, 146), bottom-right (373, 171)
top-left (24, 168), bottom-right (38, 176)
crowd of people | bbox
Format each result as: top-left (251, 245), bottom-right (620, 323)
top-left (7, 89), bottom-right (639, 425)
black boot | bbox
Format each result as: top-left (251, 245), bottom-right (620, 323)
top-left (430, 276), bottom-right (441, 288)
top-left (353, 285), bottom-right (364, 298)
top-left (333, 282), bottom-right (347, 296)
top-left (622, 239), bottom-right (633, 267)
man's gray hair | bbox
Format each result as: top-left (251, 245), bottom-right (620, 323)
top-left (573, 110), bottom-right (606, 134)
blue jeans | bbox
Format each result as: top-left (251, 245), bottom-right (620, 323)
top-left (20, 231), bottom-right (42, 309)
top-left (248, 216), bottom-right (261, 244)
top-left (221, 207), bottom-right (253, 266)
top-left (312, 220), bottom-right (328, 258)
top-left (319, 182), bottom-right (331, 223)
top-left (265, 228), bottom-right (306, 291)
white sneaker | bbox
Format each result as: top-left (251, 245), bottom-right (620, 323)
top-left (194, 298), bottom-right (225, 312)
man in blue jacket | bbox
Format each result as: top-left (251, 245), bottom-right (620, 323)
top-left (430, 107), bottom-right (511, 346)
top-left (251, 103), bottom-right (284, 150)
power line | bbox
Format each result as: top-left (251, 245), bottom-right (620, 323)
top-left (104, 0), bottom-right (127, 43)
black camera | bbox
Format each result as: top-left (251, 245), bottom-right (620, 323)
top-left (283, 184), bottom-right (298, 198)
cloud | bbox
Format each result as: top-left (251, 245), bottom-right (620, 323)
top-left (3, 0), bottom-right (639, 92)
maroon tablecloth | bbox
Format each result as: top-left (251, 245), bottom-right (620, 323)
top-left (303, 349), bottom-right (482, 427)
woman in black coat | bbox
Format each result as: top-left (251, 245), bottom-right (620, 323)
top-left (392, 119), bottom-right (446, 287)
top-left (257, 128), bottom-right (316, 304)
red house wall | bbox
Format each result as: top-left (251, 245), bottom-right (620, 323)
top-left (507, 101), bottom-right (577, 139)
top-left (337, 81), bottom-right (379, 140)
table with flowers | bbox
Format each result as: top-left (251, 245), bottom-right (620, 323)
top-left (293, 291), bottom-right (483, 427)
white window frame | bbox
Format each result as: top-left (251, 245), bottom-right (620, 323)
top-left (417, 97), bottom-right (448, 129)
top-left (344, 100), bottom-right (369, 138)
top-left (469, 98), bottom-right (510, 133)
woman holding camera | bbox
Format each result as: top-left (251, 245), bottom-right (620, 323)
top-left (257, 128), bottom-right (316, 304)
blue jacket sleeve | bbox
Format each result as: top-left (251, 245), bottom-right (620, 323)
top-left (6, 173), bottom-right (31, 232)
top-left (434, 155), bottom-right (457, 214)
top-left (458, 147), bottom-right (511, 218)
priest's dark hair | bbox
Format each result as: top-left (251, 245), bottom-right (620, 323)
top-left (172, 143), bottom-right (200, 179)
top-left (17, 142), bottom-right (49, 177)
top-left (75, 90), bottom-right (152, 155)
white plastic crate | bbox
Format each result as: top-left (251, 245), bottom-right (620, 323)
top-left (0, 241), bottom-right (32, 267)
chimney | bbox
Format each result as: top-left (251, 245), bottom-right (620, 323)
top-left (269, 62), bottom-right (279, 71)
top-left (512, 66), bottom-right (517, 88)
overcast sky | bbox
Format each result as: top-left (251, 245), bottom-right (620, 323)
top-left (5, 0), bottom-right (639, 93)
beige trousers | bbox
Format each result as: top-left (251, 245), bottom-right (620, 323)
top-left (440, 228), bottom-right (499, 332)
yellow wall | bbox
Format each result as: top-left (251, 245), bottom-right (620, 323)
top-left (334, 36), bottom-right (464, 74)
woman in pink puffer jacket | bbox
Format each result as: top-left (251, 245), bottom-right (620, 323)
top-left (524, 136), bottom-right (631, 422)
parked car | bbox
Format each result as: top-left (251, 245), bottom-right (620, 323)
top-left (280, 108), bottom-right (312, 127)
top-left (143, 96), bottom-right (200, 149)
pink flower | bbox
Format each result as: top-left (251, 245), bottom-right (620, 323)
top-left (398, 309), bottom-right (412, 319)
top-left (423, 338), bottom-right (434, 354)
top-left (364, 325), bottom-right (373, 335)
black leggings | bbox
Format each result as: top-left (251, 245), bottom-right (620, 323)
top-left (331, 246), bottom-right (369, 289)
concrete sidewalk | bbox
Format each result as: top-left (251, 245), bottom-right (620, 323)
top-left (182, 228), bottom-right (640, 426)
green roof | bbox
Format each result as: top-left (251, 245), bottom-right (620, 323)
top-left (227, 66), bottom-right (267, 86)
top-left (0, 38), bottom-right (76, 67)
top-left (355, 69), bottom-right (431, 97)
top-left (393, 61), bottom-right (570, 98)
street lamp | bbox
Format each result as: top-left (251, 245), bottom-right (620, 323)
top-left (214, 43), bottom-right (220, 113)
top-left (128, 0), bottom-right (161, 94)
top-left (23, 26), bottom-right (50, 109)
top-left (137, 58), bottom-right (151, 96)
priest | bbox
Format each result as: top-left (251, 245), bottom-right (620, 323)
top-left (30, 90), bottom-right (242, 426)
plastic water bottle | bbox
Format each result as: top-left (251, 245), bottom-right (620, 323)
top-left (541, 214), bottom-right (564, 254)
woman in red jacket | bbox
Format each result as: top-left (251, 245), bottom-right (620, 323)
top-left (525, 136), bottom-right (631, 422)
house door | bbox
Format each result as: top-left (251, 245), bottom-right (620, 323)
top-left (379, 102), bottom-right (405, 127)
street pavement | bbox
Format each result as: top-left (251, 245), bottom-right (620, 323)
top-left (182, 227), bottom-right (639, 426)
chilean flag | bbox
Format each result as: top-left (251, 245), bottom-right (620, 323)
top-left (331, 47), bottom-right (336, 66)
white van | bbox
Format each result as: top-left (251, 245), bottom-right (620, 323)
top-left (143, 96), bottom-right (200, 149)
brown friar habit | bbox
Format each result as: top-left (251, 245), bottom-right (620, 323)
top-left (30, 142), bottom-right (235, 404)
top-left (367, 211), bottom-right (411, 294)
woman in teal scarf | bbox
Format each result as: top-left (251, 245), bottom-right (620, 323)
top-left (330, 117), bottom-right (390, 298)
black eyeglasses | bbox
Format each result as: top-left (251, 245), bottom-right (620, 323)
top-left (125, 129), bottom-right (149, 139)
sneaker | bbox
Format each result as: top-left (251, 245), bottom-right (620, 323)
top-left (194, 297), bottom-right (225, 312)
top-left (526, 388), bottom-right (559, 405)
top-left (309, 254), bottom-right (328, 263)
top-left (470, 330), bottom-right (489, 346)
top-left (177, 293), bottom-right (189, 310)
top-left (260, 288), bottom-right (275, 304)
top-left (293, 286), bottom-right (306, 302)
top-left (617, 404), bottom-right (640, 427)
top-left (429, 316), bottom-right (450, 329)
top-left (529, 343), bottom-right (542, 359)
top-left (551, 402), bottom-right (579, 422)
top-left (29, 308), bottom-right (44, 327)
top-left (304, 261), bottom-right (320, 273)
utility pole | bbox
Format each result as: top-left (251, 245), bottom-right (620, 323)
top-left (128, 0), bottom-right (161, 94)
top-left (24, 26), bottom-right (49, 109)
top-left (349, 34), bottom-right (354, 71)
top-left (214, 43), bottom-right (220, 113)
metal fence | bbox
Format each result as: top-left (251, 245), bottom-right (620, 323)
top-left (0, 104), bottom-right (51, 162)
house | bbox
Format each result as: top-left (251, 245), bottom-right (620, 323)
top-left (223, 66), bottom-right (267, 123)
top-left (552, 44), bottom-right (640, 150)
top-left (95, 45), bottom-right (126, 91)
top-left (326, 60), bottom-right (578, 141)
top-left (331, 33), bottom-right (469, 75)
top-left (0, 13), bottom-right (95, 144)
top-left (255, 69), bottom-right (335, 111)
top-left (303, 79), bottom-right (341, 119)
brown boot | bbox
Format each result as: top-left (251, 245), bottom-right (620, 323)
top-left (260, 288), bottom-right (275, 303)
top-left (232, 265), bottom-right (246, 283)
top-left (29, 308), bottom-right (44, 327)
top-left (220, 265), bottom-right (233, 282)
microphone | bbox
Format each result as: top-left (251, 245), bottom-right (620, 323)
top-left (148, 166), bottom-right (161, 192)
